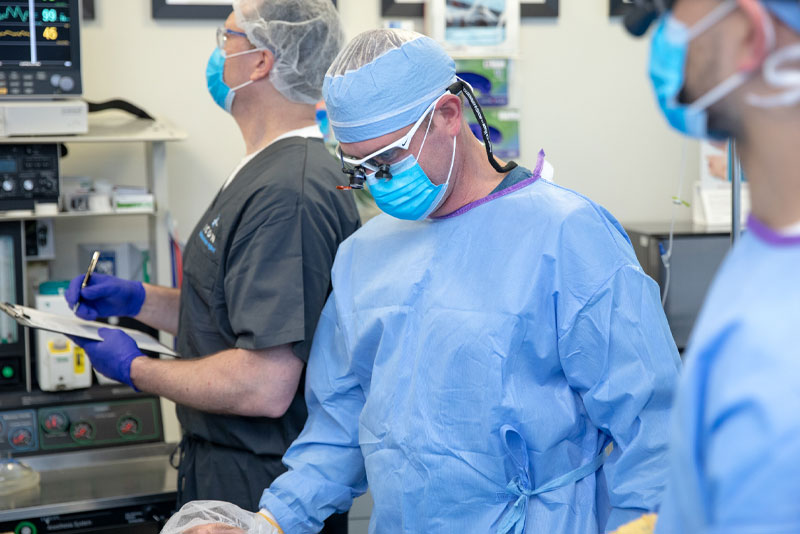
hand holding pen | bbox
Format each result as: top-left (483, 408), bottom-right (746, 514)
top-left (65, 254), bottom-right (147, 321)
top-left (71, 250), bottom-right (100, 313)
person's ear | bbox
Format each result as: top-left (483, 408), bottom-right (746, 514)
top-left (737, 0), bottom-right (774, 72)
top-left (250, 49), bottom-right (275, 82)
top-left (435, 95), bottom-right (464, 137)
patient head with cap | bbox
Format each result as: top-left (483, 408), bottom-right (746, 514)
top-left (324, 29), bottom-right (512, 219)
top-left (220, 0), bottom-right (343, 148)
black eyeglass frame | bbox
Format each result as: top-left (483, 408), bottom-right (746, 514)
top-left (338, 79), bottom-right (518, 190)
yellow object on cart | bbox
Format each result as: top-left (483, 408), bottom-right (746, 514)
top-left (610, 514), bottom-right (658, 534)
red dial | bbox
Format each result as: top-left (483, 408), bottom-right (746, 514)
top-left (71, 421), bottom-right (94, 442)
top-left (10, 428), bottom-right (32, 448)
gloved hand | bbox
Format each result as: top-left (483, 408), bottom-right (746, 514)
top-left (65, 273), bottom-right (146, 321)
top-left (610, 514), bottom-right (657, 534)
top-left (70, 328), bottom-right (144, 390)
top-left (160, 501), bottom-right (282, 534)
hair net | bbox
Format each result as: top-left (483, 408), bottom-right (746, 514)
top-left (233, 0), bottom-right (344, 104)
top-left (323, 29), bottom-right (457, 143)
top-left (764, 1), bottom-right (800, 34)
top-left (160, 501), bottom-right (277, 534)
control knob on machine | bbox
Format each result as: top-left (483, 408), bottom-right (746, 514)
top-left (9, 428), bottom-right (32, 449)
top-left (70, 421), bottom-right (94, 442)
top-left (2, 180), bottom-right (13, 192)
top-left (42, 412), bottom-right (69, 434)
top-left (117, 416), bottom-right (140, 437)
top-left (22, 179), bottom-right (34, 192)
top-left (59, 76), bottom-right (75, 92)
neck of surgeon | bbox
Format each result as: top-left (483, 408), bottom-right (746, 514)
top-left (233, 80), bottom-right (318, 156)
top-left (736, 24), bottom-right (800, 230)
top-left (429, 107), bottom-right (512, 218)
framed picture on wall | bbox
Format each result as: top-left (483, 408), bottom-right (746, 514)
top-left (382, 0), bottom-right (424, 17)
top-left (427, 0), bottom-right (520, 57)
top-left (152, 0), bottom-right (336, 19)
top-left (610, 0), bottom-right (635, 16)
top-left (83, 0), bottom-right (95, 20)
top-left (521, 0), bottom-right (558, 18)
top-left (384, 1), bottom-right (558, 19)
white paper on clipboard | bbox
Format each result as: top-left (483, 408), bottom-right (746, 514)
top-left (0, 302), bottom-right (177, 357)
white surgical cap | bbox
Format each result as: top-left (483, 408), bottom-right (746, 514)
top-left (233, 0), bottom-right (344, 104)
top-left (323, 29), bottom-right (457, 143)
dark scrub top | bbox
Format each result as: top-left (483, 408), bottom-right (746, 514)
top-left (174, 136), bottom-right (361, 519)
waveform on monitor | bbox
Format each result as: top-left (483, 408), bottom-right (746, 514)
top-left (0, 29), bottom-right (30, 38)
top-left (0, 6), bottom-right (30, 23)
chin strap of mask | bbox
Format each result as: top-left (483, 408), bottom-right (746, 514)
top-left (448, 79), bottom-right (518, 174)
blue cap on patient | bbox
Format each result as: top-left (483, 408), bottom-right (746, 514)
top-left (764, 1), bottom-right (800, 34)
top-left (323, 29), bottom-right (457, 144)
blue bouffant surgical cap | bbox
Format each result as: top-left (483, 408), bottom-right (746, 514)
top-left (323, 29), bottom-right (457, 143)
top-left (765, 1), bottom-right (800, 34)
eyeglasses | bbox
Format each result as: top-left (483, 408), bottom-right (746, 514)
top-left (338, 91), bottom-right (455, 172)
top-left (216, 26), bottom-right (249, 50)
top-left (336, 78), bottom-right (517, 191)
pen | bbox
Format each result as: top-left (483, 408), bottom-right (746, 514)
top-left (72, 251), bottom-right (101, 313)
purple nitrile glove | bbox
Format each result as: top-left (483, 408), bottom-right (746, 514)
top-left (65, 273), bottom-right (146, 321)
top-left (70, 328), bottom-right (145, 390)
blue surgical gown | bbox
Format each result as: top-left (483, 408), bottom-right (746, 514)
top-left (655, 227), bottom-right (800, 534)
top-left (261, 171), bottom-right (681, 534)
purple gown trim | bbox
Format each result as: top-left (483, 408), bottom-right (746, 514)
top-left (747, 215), bottom-right (800, 247)
top-left (433, 150), bottom-right (546, 221)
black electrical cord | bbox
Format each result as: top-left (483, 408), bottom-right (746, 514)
top-left (84, 99), bottom-right (155, 120)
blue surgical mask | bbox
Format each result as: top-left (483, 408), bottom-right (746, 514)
top-left (649, 1), bottom-right (750, 139)
top-left (205, 47), bottom-right (262, 113)
top-left (367, 115), bottom-right (457, 221)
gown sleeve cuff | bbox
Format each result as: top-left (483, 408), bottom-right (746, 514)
top-left (259, 492), bottom-right (312, 534)
top-left (257, 509), bottom-right (284, 533)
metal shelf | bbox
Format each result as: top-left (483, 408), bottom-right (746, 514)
top-left (0, 114), bottom-right (186, 144)
top-left (0, 209), bottom-right (155, 221)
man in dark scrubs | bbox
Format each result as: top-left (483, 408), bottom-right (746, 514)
top-left (66, 1), bottom-right (360, 532)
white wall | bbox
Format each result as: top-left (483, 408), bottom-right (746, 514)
top-left (74, 0), bottom-right (697, 231)
top-left (68, 0), bottom-right (697, 475)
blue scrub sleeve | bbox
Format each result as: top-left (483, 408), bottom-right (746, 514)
top-left (700, 325), bottom-right (800, 532)
top-left (558, 265), bottom-right (681, 533)
top-left (260, 295), bottom-right (368, 533)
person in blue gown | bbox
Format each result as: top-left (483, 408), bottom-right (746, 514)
top-left (164, 29), bottom-right (681, 534)
top-left (255, 29), bottom-right (680, 534)
top-left (621, 1), bottom-right (800, 532)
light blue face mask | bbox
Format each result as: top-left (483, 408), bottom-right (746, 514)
top-left (205, 47), bottom-right (263, 113)
top-left (366, 114), bottom-right (457, 221)
top-left (649, 1), bottom-right (752, 139)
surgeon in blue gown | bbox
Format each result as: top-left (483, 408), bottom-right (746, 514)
top-left (167, 30), bottom-right (681, 534)
top-left (246, 30), bottom-right (680, 534)
top-left (619, 1), bottom-right (800, 533)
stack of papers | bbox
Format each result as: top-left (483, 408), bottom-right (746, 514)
top-left (0, 302), bottom-right (176, 356)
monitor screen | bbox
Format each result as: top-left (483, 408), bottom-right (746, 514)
top-left (0, 235), bottom-right (18, 344)
top-left (0, 158), bottom-right (17, 173)
top-left (0, 0), bottom-right (82, 97)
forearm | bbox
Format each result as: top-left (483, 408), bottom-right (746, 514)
top-left (135, 284), bottom-right (181, 335)
top-left (129, 344), bottom-right (303, 417)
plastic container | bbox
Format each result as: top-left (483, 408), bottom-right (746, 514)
top-left (0, 456), bottom-right (41, 496)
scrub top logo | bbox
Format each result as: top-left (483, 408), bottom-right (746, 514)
top-left (199, 215), bottom-right (220, 253)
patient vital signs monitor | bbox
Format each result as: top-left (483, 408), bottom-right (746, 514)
top-left (0, 0), bottom-right (82, 98)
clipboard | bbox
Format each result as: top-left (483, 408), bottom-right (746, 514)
top-left (0, 302), bottom-right (177, 357)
